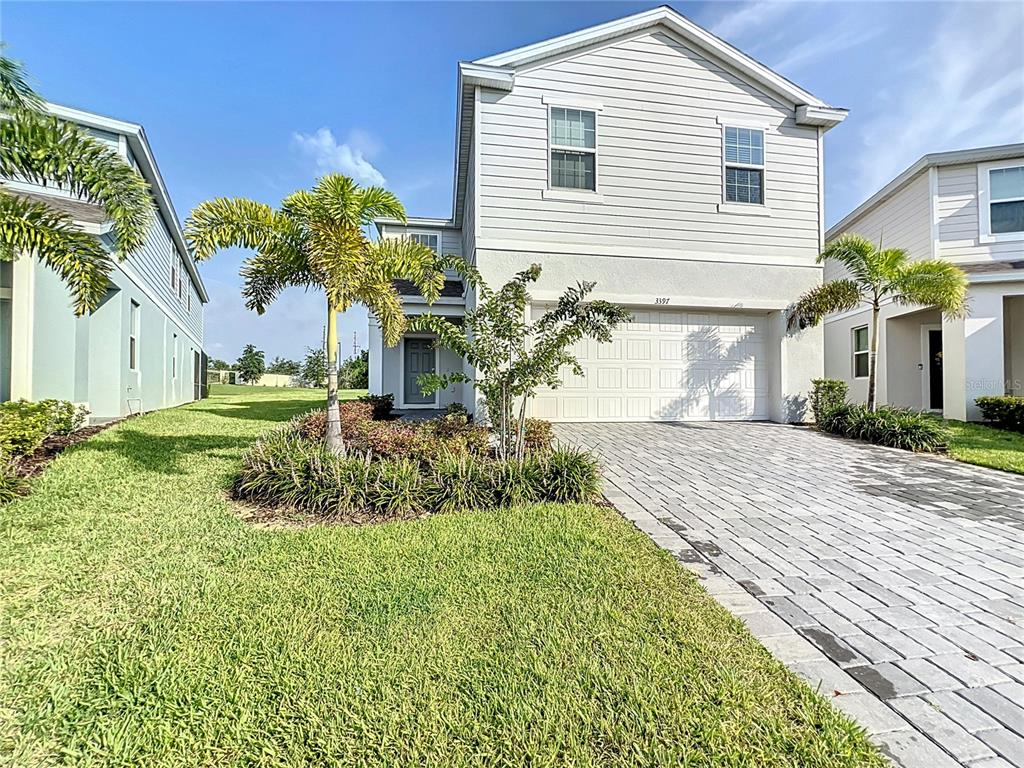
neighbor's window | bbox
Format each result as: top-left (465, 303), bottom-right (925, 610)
top-left (549, 107), bottom-right (597, 191)
top-left (989, 165), bottom-right (1024, 234)
top-left (129, 300), bottom-right (140, 371)
top-left (852, 325), bottom-right (869, 378)
top-left (409, 232), bottom-right (439, 253)
top-left (724, 126), bottom-right (765, 205)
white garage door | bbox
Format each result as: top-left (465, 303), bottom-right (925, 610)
top-left (529, 307), bottom-right (768, 422)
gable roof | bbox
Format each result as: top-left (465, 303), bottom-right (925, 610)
top-left (442, 5), bottom-right (847, 228)
top-left (44, 103), bottom-right (209, 303)
top-left (827, 143), bottom-right (1024, 240)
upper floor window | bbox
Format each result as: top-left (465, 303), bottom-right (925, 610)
top-left (852, 325), bottom-right (869, 379)
top-left (724, 126), bottom-right (765, 205)
top-left (989, 166), bottom-right (1024, 234)
top-left (549, 107), bottom-right (596, 191)
top-left (170, 258), bottom-right (177, 292)
top-left (409, 232), bottom-right (439, 253)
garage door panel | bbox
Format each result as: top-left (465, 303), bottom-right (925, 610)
top-left (529, 305), bottom-right (769, 422)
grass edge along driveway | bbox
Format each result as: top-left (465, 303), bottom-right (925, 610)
top-left (939, 417), bottom-right (1024, 475)
top-left (0, 385), bottom-right (883, 767)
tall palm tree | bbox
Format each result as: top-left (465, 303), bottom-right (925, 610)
top-left (186, 174), bottom-right (444, 452)
top-left (0, 50), bottom-right (154, 314)
top-left (789, 233), bottom-right (968, 411)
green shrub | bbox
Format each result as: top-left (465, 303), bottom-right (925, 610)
top-left (425, 452), bottom-right (495, 514)
top-left (523, 418), bottom-right (554, 454)
top-left (975, 396), bottom-right (1024, 432)
top-left (0, 458), bottom-right (27, 505)
top-left (444, 402), bottom-right (470, 418)
top-left (358, 393), bottom-right (394, 420)
top-left (370, 458), bottom-right (423, 517)
top-left (293, 402), bottom-right (374, 442)
top-left (819, 404), bottom-right (946, 452)
top-left (0, 401), bottom-right (56, 457)
top-left (491, 457), bottom-right (542, 507)
top-left (542, 446), bottom-right (602, 503)
top-left (810, 379), bottom-right (848, 423)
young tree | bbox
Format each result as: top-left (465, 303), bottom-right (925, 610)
top-left (208, 358), bottom-right (231, 371)
top-left (788, 233), bottom-right (968, 411)
top-left (411, 262), bottom-right (630, 459)
top-left (235, 345), bottom-right (266, 384)
top-left (186, 175), bottom-right (443, 452)
top-left (299, 347), bottom-right (328, 388)
top-left (0, 51), bottom-right (154, 314)
top-left (266, 357), bottom-right (300, 375)
top-left (338, 349), bottom-right (369, 389)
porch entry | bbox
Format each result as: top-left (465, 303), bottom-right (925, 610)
top-left (921, 326), bottom-right (943, 411)
top-left (403, 337), bottom-right (436, 406)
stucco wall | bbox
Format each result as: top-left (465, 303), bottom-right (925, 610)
top-left (378, 338), bottom-right (463, 409)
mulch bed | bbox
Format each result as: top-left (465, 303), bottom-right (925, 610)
top-left (15, 421), bottom-right (120, 479)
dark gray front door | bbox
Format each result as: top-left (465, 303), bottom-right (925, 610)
top-left (404, 338), bottom-right (435, 405)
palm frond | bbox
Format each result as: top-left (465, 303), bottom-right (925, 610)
top-left (0, 51), bottom-right (44, 112)
top-left (240, 250), bottom-right (315, 314)
top-left (892, 260), bottom-right (969, 317)
top-left (185, 197), bottom-right (303, 261)
top-left (0, 190), bottom-right (112, 315)
top-left (787, 279), bottom-right (863, 331)
top-left (354, 186), bottom-right (406, 224)
top-left (363, 237), bottom-right (445, 303)
top-left (0, 111), bottom-right (153, 256)
top-left (365, 285), bottom-right (407, 346)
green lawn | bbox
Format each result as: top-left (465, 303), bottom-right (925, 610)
top-left (1, 386), bottom-right (881, 767)
top-left (939, 418), bottom-right (1024, 474)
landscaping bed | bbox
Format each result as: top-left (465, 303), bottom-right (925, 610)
top-left (0, 386), bottom-right (884, 767)
top-left (233, 401), bottom-right (599, 524)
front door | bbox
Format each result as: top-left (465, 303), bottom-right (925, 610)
top-left (928, 329), bottom-right (943, 410)
top-left (404, 338), bottom-right (435, 405)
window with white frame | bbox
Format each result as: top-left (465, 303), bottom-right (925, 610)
top-left (724, 126), bottom-right (765, 205)
top-left (987, 165), bottom-right (1024, 236)
top-left (179, 259), bottom-right (186, 301)
top-left (852, 325), bottom-right (869, 379)
top-left (170, 258), bottom-right (177, 292)
top-left (187, 284), bottom-right (192, 313)
top-left (409, 232), bottom-right (439, 253)
top-left (549, 107), bottom-right (597, 191)
top-left (129, 300), bottom-right (140, 371)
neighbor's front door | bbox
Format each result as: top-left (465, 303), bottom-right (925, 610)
top-left (404, 338), bottom-right (435, 405)
top-left (928, 329), bottom-right (943, 410)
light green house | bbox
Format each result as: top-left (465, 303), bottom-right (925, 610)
top-left (0, 104), bottom-right (208, 421)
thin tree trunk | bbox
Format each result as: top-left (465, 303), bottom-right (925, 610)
top-left (867, 301), bottom-right (880, 412)
top-left (516, 395), bottom-right (528, 460)
top-left (325, 300), bottom-right (344, 454)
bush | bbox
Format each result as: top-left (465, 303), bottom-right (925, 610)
top-left (975, 396), bottom-right (1024, 432)
top-left (810, 379), bottom-right (848, 423)
top-left (523, 418), bottom-right (554, 454)
top-left (819, 404), bottom-right (946, 452)
top-left (294, 402), bottom-right (373, 442)
top-left (0, 399), bottom-right (86, 457)
top-left (444, 402), bottom-right (470, 419)
top-left (359, 393), bottom-right (394, 420)
top-left (234, 431), bottom-right (602, 520)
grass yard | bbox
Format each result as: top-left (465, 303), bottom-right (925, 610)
top-left (939, 417), bottom-right (1024, 474)
top-left (0, 385), bottom-right (882, 767)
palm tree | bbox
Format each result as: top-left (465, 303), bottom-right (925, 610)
top-left (0, 50), bottom-right (154, 315)
top-left (789, 233), bottom-right (968, 411)
top-left (186, 174), bottom-right (444, 452)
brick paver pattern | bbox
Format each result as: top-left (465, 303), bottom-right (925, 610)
top-left (561, 422), bottom-right (1024, 768)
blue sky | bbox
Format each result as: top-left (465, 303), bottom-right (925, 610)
top-left (4, 1), bottom-right (1023, 363)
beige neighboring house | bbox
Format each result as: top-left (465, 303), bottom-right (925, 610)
top-left (824, 144), bottom-right (1024, 421)
top-left (369, 6), bottom-right (848, 422)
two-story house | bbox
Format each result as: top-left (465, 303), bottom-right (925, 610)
top-left (1, 104), bottom-right (208, 421)
top-left (370, 6), bottom-right (847, 422)
top-left (824, 145), bottom-right (1024, 421)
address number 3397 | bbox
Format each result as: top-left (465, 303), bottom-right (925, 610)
top-left (654, 297), bottom-right (670, 305)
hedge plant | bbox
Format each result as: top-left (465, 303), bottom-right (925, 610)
top-left (975, 396), bottom-right (1024, 433)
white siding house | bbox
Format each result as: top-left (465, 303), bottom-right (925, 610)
top-left (824, 144), bottom-right (1024, 421)
top-left (0, 104), bottom-right (208, 421)
top-left (371, 6), bottom-right (847, 422)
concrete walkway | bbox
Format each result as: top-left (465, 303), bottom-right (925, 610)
top-left (560, 422), bottom-right (1024, 768)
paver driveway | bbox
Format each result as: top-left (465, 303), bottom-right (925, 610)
top-left (560, 422), bottom-right (1024, 768)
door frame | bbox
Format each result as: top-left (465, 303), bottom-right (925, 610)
top-left (399, 334), bottom-right (439, 409)
top-left (920, 324), bottom-right (942, 412)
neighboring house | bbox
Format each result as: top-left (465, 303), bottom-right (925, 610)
top-left (370, 5), bottom-right (847, 422)
top-left (0, 104), bottom-right (208, 421)
top-left (824, 144), bottom-right (1024, 421)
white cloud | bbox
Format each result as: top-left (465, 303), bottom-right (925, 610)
top-left (771, 27), bottom-right (879, 76)
top-left (710, 2), bottom-right (797, 42)
top-left (292, 127), bottom-right (386, 186)
top-left (853, 2), bottom-right (1024, 200)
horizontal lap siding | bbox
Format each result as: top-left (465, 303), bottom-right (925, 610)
top-left (478, 29), bottom-right (820, 260)
top-left (130, 211), bottom-right (203, 343)
top-left (938, 163), bottom-right (1023, 261)
top-left (824, 172), bottom-right (931, 283)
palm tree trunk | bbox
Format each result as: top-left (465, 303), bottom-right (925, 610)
top-left (867, 301), bottom-right (880, 412)
top-left (325, 300), bottom-right (344, 453)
